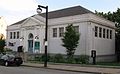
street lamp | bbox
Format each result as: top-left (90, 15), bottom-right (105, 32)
top-left (34, 35), bottom-right (39, 41)
top-left (37, 5), bottom-right (48, 67)
top-left (20, 37), bottom-right (24, 41)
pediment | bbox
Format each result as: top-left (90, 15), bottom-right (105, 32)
top-left (21, 16), bottom-right (45, 27)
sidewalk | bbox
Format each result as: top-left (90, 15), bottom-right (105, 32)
top-left (22, 62), bottom-right (120, 74)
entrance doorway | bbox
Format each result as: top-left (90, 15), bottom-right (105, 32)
top-left (28, 33), bottom-right (34, 53)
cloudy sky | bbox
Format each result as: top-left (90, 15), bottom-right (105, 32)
top-left (0, 0), bottom-right (120, 25)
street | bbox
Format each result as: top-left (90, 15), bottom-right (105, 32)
top-left (0, 66), bottom-right (94, 74)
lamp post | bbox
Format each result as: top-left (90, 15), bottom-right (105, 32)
top-left (20, 37), bottom-right (24, 41)
top-left (37, 5), bottom-right (48, 67)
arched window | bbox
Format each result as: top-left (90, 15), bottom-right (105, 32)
top-left (28, 33), bottom-right (34, 39)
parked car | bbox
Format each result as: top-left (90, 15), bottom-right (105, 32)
top-left (0, 53), bottom-right (23, 66)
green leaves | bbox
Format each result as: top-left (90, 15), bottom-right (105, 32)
top-left (61, 24), bottom-right (80, 58)
top-left (0, 34), bottom-right (5, 52)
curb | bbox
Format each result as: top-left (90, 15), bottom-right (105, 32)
top-left (22, 64), bottom-right (100, 74)
top-left (47, 63), bottom-right (120, 69)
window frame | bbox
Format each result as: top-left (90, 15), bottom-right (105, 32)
top-left (17, 31), bottom-right (19, 39)
top-left (10, 32), bottom-right (12, 39)
top-left (73, 26), bottom-right (79, 33)
top-left (107, 29), bottom-right (109, 39)
top-left (13, 32), bottom-right (16, 39)
top-left (110, 30), bottom-right (112, 39)
top-left (59, 27), bottom-right (64, 37)
top-left (95, 26), bottom-right (98, 37)
top-left (99, 27), bottom-right (102, 38)
top-left (53, 28), bottom-right (57, 37)
top-left (103, 28), bottom-right (105, 38)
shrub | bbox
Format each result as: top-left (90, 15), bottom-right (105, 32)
top-left (41, 54), bottom-right (50, 62)
top-left (34, 56), bottom-right (41, 61)
top-left (75, 55), bottom-right (89, 64)
top-left (53, 54), bottom-right (64, 63)
top-left (4, 48), bottom-right (13, 52)
top-left (67, 56), bottom-right (76, 64)
top-left (49, 55), bottom-right (54, 62)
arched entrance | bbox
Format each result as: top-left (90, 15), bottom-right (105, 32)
top-left (28, 33), bottom-right (34, 53)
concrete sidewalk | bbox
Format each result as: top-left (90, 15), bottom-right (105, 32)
top-left (22, 63), bottom-right (120, 74)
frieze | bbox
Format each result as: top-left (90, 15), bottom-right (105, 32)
top-left (25, 26), bottom-right (35, 30)
top-left (21, 25), bottom-right (42, 30)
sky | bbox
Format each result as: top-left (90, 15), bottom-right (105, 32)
top-left (0, 0), bottom-right (120, 25)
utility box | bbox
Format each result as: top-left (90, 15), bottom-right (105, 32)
top-left (91, 50), bottom-right (96, 58)
top-left (91, 50), bottom-right (96, 65)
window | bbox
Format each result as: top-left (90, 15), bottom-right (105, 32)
top-left (13, 32), bottom-right (16, 39)
top-left (59, 27), bottom-right (64, 37)
top-left (95, 26), bottom-right (98, 37)
top-left (28, 33), bottom-right (33, 39)
top-left (9, 42), bottom-right (14, 46)
top-left (99, 27), bottom-right (102, 38)
top-left (107, 29), bottom-right (109, 39)
top-left (73, 26), bottom-right (79, 33)
top-left (10, 32), bottom-right (12, 39)
top-left (17, 31), bottom-right (19, 39)
top-left (103, 28), bottom-right (105, 38)
top-left (53, 28), bottom-right (57, 37)
top-left (110, 30), bottom-right (112, 39)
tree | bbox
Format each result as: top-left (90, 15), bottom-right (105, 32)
top-left (95, 9), bottom-right (120, 62)
top-left (61, 24), bottom-right (80, 60)
top-left (0, 34), bottom-right (5, 53)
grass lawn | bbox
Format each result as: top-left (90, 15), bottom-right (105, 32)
top-left (96, 62), bottom-right (120, 66)
top-left (27, 60), bottom-right (120, 68)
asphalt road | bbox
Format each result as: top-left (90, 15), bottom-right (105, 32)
top-left (0, 66), bottom-right (94, 74)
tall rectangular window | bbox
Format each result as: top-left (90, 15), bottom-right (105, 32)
top-left (17, 31), bottom-right (19, 39)
top-left (95, 26), bottom-right (98, 37)
top-left (59, 27), bottom-right (64, 37)
top-left (103, 28), bottom-right (105, 38)
top-left (107, 29), bottom-right (109, 39)
top-left (10, 32), bottom-right (12, 39)
top-left (110, 30), bottom-right (112, 39)
top-left (73, 26), bottom-right (79, 33)
top-left (13, 32), bottom-right (16, 39)
top-left (99, 27), bottom-right (102, 38)
top-left (53, 28), bottom-right (57, 37)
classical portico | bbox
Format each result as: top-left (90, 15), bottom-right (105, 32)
top-left (21, 16), bottom-right (45, 53)
top-left (6, 15), bottom-right (45, 53)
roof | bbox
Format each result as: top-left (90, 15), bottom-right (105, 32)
top-left (10, 5), bottom-right (93, 26)
top-left (10, 18), bottom-right (27, 26)
top-left (40, 6), bottom-right (93, 19)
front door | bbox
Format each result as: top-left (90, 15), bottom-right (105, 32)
top-left (28, 40), bottom-right (33, 53)
top-left (28, 33), bottom-right (34, 53)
